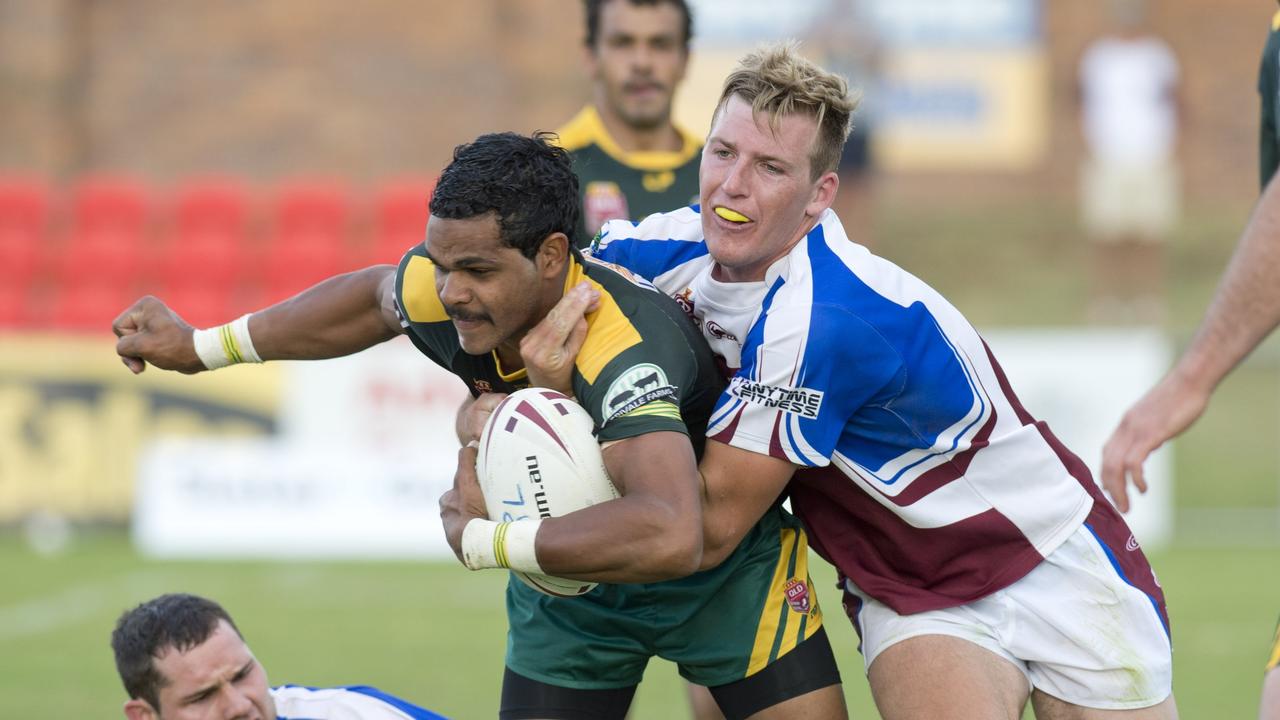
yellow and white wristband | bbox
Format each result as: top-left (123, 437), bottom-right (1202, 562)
top-left (192, 314), bottom-right (263, 370)
top-left (461, 518), bottom-right (543, 574)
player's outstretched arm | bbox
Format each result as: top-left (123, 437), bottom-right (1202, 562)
top-left (441, 430), bottom-right (704, 584)
top-left (113, 266), bottom-right (403, 375)
top-left (1101, 173), bottom-right (1280, 511)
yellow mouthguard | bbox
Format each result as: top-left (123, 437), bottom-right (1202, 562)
top-left (713, 206), bottom-right (751, 223)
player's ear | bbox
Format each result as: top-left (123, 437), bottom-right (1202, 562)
top-left (123, 698), bottom-right (157, 720)
top-left (805, 170), bottom-right (840, 219)
top-left (536, 232), bottom-right (571, 278)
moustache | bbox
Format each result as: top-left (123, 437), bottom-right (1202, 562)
top-left (446, 306), bottom-right (490, 324)
top-left (624, 79), bottom-right (665, 94)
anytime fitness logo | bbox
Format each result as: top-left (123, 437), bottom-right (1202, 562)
top-left (728, 377), bottom-right (823, 420)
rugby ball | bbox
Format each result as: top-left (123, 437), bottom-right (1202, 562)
top-left (475, 388), bottom-right (619, 597)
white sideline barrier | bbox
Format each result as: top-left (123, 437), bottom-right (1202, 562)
top-left (134, 440), bottom-right (454, 559)
top-left (133, 330), bottom-right (1174, 558)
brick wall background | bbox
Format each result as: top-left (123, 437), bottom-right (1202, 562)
top-left (0, 0), bottom-right (1272, 202)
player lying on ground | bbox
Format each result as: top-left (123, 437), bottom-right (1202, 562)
top-left (112, 593), bottom-right (446, 720)
top-left (456, 44), bottom-right (1178, 719)
top-left (112, 132), bottom-right (845, 720)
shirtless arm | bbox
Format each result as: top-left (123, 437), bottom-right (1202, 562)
top-left (113, 266), bottom-right (403, 374)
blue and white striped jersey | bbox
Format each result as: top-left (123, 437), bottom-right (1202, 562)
top-left (592, 206), bottom-right (1106, 613)
top-left (273, 685), bottom-right (448, 719)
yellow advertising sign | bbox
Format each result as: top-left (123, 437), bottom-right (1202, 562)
top-left (875, 48), bottom-right (1048, 171)
top-left (0, 334), bottom-right (280, 522)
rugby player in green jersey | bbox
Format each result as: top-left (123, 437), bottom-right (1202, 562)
top-left (112, 132), bottom-right (845, 720)
top-left (557, 0), bottom-right (701, 246)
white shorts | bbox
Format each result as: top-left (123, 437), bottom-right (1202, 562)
top-left (1080, 157), bottom-right (1179, 241)
top-left (842, 523), bottom-right (1172, 710)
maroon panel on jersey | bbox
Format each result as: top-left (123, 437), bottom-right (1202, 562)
top-left (789, 466), bottom-right (1046, 615)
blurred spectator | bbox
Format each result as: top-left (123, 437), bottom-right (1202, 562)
top-left (1077, 0), bottom-right (1182, 323)
top-left (807, 0), bottom-right (882, 249)
top-left (557, 0), bottom-right (700, 246)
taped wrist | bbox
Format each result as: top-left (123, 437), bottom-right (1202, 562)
top-left (192, 314), bottom-right (263, 370)
top-left (460, 518), bottom-right (544, 573)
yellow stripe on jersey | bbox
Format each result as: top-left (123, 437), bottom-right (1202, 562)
top-left (554, 105), bottom-right (701, 172)
top-left (619, 401), bottom-right (682, 421)
top-left (566, 259), bottom-right (641, 384)
top-left (1267, 619), bottom-right (1280, 671)
top-left (401, 255), bottom-right (449, 323)
top-left (746, 527), bottom-right (823, 676)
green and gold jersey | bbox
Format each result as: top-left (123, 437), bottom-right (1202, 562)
top-left (393, 245), bottom-right (723, 454)
top-left (1259, 8), bottom-right (1280, 187)
top-left (556, 105), bottom-right (702, 248)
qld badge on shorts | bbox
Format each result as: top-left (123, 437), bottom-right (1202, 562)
top-left (784, 578), bottom-right (811, 614)
top-left (584, 181), bottom-right (629, 235)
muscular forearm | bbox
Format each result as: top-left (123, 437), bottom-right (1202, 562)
top-left (249, 266), bottom-right (401, 360)
top-left (535, 493), bottom-right (702, 583)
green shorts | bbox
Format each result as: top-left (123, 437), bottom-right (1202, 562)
top-left (504, 506), bottom-right (824, 689)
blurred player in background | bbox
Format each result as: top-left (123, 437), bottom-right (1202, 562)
top-left (1076, 0), bottom-right (1182, 323)
top-left (112, 132), bottom-right (845, 720)
top-left (1103, 5), bottom-right (1280, 718)
top-left (531, 43), bottom-right (1176, 718)
top-left (111, 593), bottom-right (445, 720)
top-left (557, 0), bottom-right (701, 246)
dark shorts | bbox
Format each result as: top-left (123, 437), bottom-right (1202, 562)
top-left (500, 507), bottom-right (839, 715)
top-left (500, 626), bottom-right (841, 720)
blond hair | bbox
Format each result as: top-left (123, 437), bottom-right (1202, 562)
top-left (714, 42), bottom-right (859, 180)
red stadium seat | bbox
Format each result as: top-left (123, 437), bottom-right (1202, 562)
top-left (161, 280), bottom-right (238, 330)
top-left (0, 279), bottom-right (32, 328)
top-left (171, 177), bottom-right (252, 241)
top-left (49, 280), bottom-right (133, 333)
top-left (261, 180), bottom-right (355, 303)
top-left (60, 176), bottom-right (152, 289)
top-left (367, 178), bottom-right (434, 265)
top-left (158, 183), bottom-right (247, 285)
top-left (0, 177), bottom-right (52, 286)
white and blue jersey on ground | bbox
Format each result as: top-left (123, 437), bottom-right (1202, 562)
top-left (272, 684), bottom-right (448, 719)
top-left (590, 206), bottom-right (1166, 627)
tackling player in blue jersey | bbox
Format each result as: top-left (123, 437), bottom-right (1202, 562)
top-left (505, 43), bottom-right (1177, 719)
top-left (111, 594), bottom-right (446, 720)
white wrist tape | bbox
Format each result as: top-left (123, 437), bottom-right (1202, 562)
top-left (192, 314), bottom-right (263, 370)
top-left (460, 518), bottom-right (544, 573)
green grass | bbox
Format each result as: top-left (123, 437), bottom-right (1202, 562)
top-left (2, 531), bottom-right (1276, 718)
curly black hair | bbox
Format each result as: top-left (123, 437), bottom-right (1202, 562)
top-left (111, 593), bottom-right (243, 711)
top-left (584, 0), bottom-right (692, 51)
top-left (429, 131), bottom-right (581, 258)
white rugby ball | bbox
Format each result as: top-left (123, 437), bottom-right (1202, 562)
top-left (476, 388), bottom-right (619, 597)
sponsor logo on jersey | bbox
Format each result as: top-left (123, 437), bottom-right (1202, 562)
top-left (473, 380), bottom-right (493, 394)
top-left (784, 578), bottom-right (811, 613)
top-left (728, 377), bottom-right (823, 420)
top-left (704, 320), bottom-right (737, 343)
top-left (672, 287), bottom-right (696, 320)
top-left (602, 363), bottom-right (677, 423)
top-left (584, 182), bottom-right (628, 239)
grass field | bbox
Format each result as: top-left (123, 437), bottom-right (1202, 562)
top-left (2, 531), bottom-right (1277, 718)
